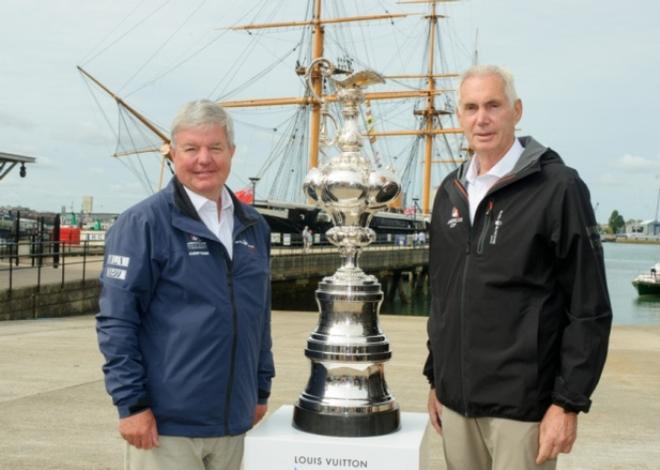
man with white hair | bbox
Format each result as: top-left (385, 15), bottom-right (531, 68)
top-left (424, 65), bottom-right (612, 469)
top-left (97, 99), bottom-right (274, 470)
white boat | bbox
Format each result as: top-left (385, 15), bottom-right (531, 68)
top-left (632, 263), bottom-right (660, 296)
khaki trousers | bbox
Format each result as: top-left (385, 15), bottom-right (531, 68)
top-left (442, 406), bottom-right (557, 470)
top-left (124, 434), bottom-right (244, 470)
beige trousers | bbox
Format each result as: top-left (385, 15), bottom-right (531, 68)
top-left (124, 434), bottom-right (244, 470)
top-left (442, 406), bottom-right (557, 470)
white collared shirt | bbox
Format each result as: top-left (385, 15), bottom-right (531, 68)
top-left (184, 186), bottom-right (234, 259)
top-left (465, 138), bottom-right (524, 224)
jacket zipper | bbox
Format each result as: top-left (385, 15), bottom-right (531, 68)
top-left (459, 243), bottom-right (470, 416)
top-left (476, 200), bottom-right (494, 255)
top-left (222, 221), bottom-right (257, 435)
top-left (454, 178), bottom-right (471, 416)
top-left (223, 259), bottom-right (237, 435)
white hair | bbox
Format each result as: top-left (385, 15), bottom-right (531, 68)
top-left (458, 65), bottom-right (519, 106)
top-left (171, 99), bottom-right (235, 147)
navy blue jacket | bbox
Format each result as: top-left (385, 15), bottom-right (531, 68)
top-left (97, 178), bottom-right (275, 437)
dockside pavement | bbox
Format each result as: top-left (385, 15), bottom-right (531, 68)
top-left (1, 312), bottom-right (659, 470)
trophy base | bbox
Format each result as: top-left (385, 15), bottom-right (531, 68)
top-left (292, 404), bottom-right (400, 437)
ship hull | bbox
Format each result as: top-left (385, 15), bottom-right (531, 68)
top-left (633, 275), bottom-right (660, 296)
top-left (254, 200), bottom-right (426, 246)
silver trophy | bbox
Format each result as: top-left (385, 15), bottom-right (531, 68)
top-left (293, 60), bottom-right (401, 437)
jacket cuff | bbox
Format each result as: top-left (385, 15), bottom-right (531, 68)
top-left (552, 377), bottom-right (592, 413)
top-left (422, 350), bottom-right (435, 386)
top-left (117, 397), bottom-right (151, 419)
top-left (258, 389), bottom-right (270, 405)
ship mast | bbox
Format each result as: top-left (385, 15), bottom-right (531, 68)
top-left (225, 0), bottom-right (464, 214)
top-left (226, 1), bottom-right (411, 173)
top-left (397, 0), bottom-right (463, 213)
top-left (423, 1), bottom-right (439, 214)
top-left (309, 0), bottom-right (324, 171)
top-left (79, 1), bottom-right (465, 210)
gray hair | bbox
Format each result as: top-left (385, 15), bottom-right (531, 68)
top-left (458, 65), bottom-right (519, 106)
top-left (170, 99), bottom-right (235, 148)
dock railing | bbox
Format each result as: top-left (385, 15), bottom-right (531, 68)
top-left (0, 240), bottom-right (104, 294)
top-left (1, 238), bottom-right (428, 294)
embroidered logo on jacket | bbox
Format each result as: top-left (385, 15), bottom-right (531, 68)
top-left (186, 234), bottom-right (209, 256)
top-left (105, 267), bottom-right (127, 280)
top-left (489, 210), bottom-right (504, 245)
top-left (447, 207), bottom-right (464, 228)
top-left (105, 253), bottom-right (130, 280)
top-left (107, 254), bottom-right (130, 268)
top-left (235, 238), bottom-right (256, 252)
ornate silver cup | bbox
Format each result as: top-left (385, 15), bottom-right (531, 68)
top-left (293, 63), bottom-right (401, 437)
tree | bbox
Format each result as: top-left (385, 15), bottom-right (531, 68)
top-left (608, 210), bottom-right (625, 234)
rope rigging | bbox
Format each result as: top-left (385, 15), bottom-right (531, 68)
top-left (80, 0), bottom-right (174, 67)
top-left (116, 110), bottom-right (155, 195)
top-left (78, 0), bottom-right (473, 208)
top-left (214, 42), bottom-right (303, 101)
top-left (265, 105), bottom-right (310, 202)
top-left (125, 1), bottom-right (267, 97)
top-left (119, 0), bottom-right (210, 94)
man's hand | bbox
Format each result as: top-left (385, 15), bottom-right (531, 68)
top-left (536, 404), bottom-right (577, 464)
top-left (253, 404), bottom-right (268, 425)
top-left (119, 409), bottom-right (159, 450)
top-left (427, 389), bottom-right (443, 435)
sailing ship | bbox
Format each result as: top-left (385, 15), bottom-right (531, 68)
top-left (78, 0), bottom-right (472, 242)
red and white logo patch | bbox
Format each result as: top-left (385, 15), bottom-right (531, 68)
top-left (447, 207), bottom-right (464, 228)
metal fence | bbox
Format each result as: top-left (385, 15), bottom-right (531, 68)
top-left (0, 240), bottom-right (105, 293)
top-left (1, 237), bottom-right (429, 294)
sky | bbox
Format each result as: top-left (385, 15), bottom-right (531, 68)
top-left (1, 0), bottom-right (659, 223)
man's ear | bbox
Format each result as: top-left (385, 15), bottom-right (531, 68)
top-left (514, 99), bottom-right (523, 123)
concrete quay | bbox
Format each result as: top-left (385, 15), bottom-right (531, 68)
top-left (0, 312), bottom-right (658, 470)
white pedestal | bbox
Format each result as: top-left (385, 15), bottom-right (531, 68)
top-left (244, 405), bottom-right (430, 470)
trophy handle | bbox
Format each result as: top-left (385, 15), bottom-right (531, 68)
top-left (307, 57), bottom-right (339, 154)
top-left (319, 104), bottom-right (338, 150)
top-left (306, 57), bottom-right (335, 104)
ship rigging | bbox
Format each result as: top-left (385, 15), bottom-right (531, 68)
top-left (79, 0), bottom-right (473, 215)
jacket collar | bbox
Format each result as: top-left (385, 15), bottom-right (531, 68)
top-left (456, 136), bottom-right (554, 188)
top-left (167, 177), bottom-right (259, 240)
top-left (465, 138), bottom-right (524, 185)
top-left (172, 176), bottom-right (201, 221)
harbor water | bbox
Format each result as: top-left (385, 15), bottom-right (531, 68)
top-left (601, 242), bottom-right (660, 325)
top-left (380, 242), bottom-right (660, 325)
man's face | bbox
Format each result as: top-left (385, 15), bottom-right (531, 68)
top-left (171, 123), bottom-right (234, 201)
top-left (457, 74), bottom-right (522, 161)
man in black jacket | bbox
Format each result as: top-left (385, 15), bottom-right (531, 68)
top-left (424, 65), bottom-right (612, 470)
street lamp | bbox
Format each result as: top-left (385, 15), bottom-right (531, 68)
top-left (411, 197), bottom-right (419, 223)
top-left (411, 197), bottom-right (419, 246)
top-left (249, 177), bottom-right (260, 206)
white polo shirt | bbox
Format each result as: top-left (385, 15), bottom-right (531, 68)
top-left (184, 186), bottom-right (235, 259)
top-left (465, 139), bottom-right (524, 224)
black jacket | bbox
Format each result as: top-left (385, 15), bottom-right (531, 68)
top-left (424, 136), bottom-right (612, 422)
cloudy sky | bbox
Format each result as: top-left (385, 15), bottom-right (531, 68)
top-left (1, 0), bottom-right (658, 222)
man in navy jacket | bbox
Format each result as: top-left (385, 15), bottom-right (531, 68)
top-left (97, 100), bottom-right (274, 470)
